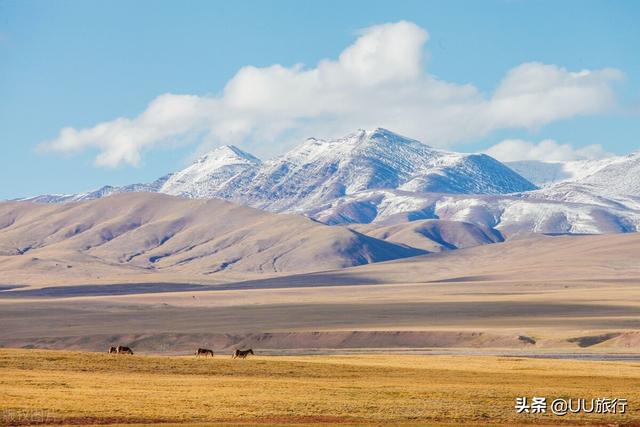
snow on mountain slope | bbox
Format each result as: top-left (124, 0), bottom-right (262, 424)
top-left (517, 151), bottom-right (640, 210)
top-left (574, 151), bottom-right (640, 194)
top-left (20, 174), bottom-right (173, 204)
top-left (19, 145), bottom-right (261, 204)
top-left (307, 147), bottom-right (640, 235)
top-left (159, 145), bottom-right (261, 198)
top-left (308, 189), bottom-right (640, 235)
top-left (522, 182), bottom-right (640, 211)
top-left (507, 152), bottom-right (640, 191)
top-left (19, 128), bottom-right (535, 211)
top-left (15, 128), bottom-right (639, 239)
top-left (505, 158), bottom-right (618, 187)
top-left (159, 128), bottom-right (536, 212)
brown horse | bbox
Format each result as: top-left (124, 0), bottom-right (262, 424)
top-left (195, 348), bottom-right (214, 357)
top-left (232, 349), bottom-right (254, 359)
top-left (116, 345), bottom-right (134, 355)
top-left (108, 346), bottom-right (117, 354)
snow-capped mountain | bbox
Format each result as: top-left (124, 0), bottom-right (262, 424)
top-left (515, 152), bottom-right (640, 211)
top-left (160, 128), bottom-right (536, 212)
top-left (570, 151), bottom-right (640, 195)
top-left (160, 145), bottom-right (261, 198)
top-left (306, 189), bottom-right (640, 235)
top-left (299, 144), bottom-right (640, 234)
top-left (16, 128), bottom-right (640, 237)
top-left (505, 158), bottom-right (619, 187)
top-left (507, 152), bottom-right (640, 189)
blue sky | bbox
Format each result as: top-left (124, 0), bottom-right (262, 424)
top-left (1, 0), bottom-right (639, 199)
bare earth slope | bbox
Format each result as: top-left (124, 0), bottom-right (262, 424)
top-left (309, 231), bottom-right (640, 284)
top-left (0, 192), bottom-right (424, 286)
top-left (1, 193), bottom-right (639, 353)
top-left (351, 219), bottom-right (504, 252)
top-left (1, 230), bottom-right (639, 352)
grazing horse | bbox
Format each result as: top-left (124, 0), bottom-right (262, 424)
top-left (108, 346), bottom-right (117, 354)
top-left (232, 349), bottom-right (254, 359)
top-left (116, 345), bottom-right (134, 355)
top-left (195, 348), bottom-right (214, 357)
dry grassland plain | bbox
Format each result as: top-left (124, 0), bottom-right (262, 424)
top-left (1, 349), bottom-right (639, 426)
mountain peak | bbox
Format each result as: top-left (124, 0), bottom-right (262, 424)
top-left (25, 127), bottom-right (535, 211)
top-left (197, 145), bottom-right (261, 164)
top-left (367, 127), bottom-right (395, 137)
top-left (159, 145), bottom-right (261, 198)
top-left (350, 127), bottom-right (429, 149)
top-left (305, 128), bottom-right (403, 145)
top-left (345, 127), bottom-right (400, 140)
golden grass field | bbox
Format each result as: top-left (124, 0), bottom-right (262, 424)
top-left (1, 349), bottom-right (639, 426)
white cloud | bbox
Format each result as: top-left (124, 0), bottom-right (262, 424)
top-left (40, 21), bottom-right (623, 167)
top-left (484, 139), bottom-right (611, 162)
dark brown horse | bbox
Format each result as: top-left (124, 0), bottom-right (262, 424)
top-left (232, 349), bottom-right (254, 359)
top-left (116, 345), bottom-right (134, 355)
top-left (108, 346), bottom-right (117, 354)
top-left (195, 348), bottom-right (214, 357)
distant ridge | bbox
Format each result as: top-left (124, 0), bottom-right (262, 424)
top-left (0, 192), bottom-right (426, 283)
top-left (15, 129), bottom-right (640, 235)
top-left (22, 128), bottom-right (536, 208)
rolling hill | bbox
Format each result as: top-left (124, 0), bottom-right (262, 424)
top-left (0, 192), bottom-right (425, 286)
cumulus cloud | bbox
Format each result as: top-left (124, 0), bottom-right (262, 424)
top-left (40, 21), bottom-right (623, 167)
top-left (484, 139), bottom-right (611, 162)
